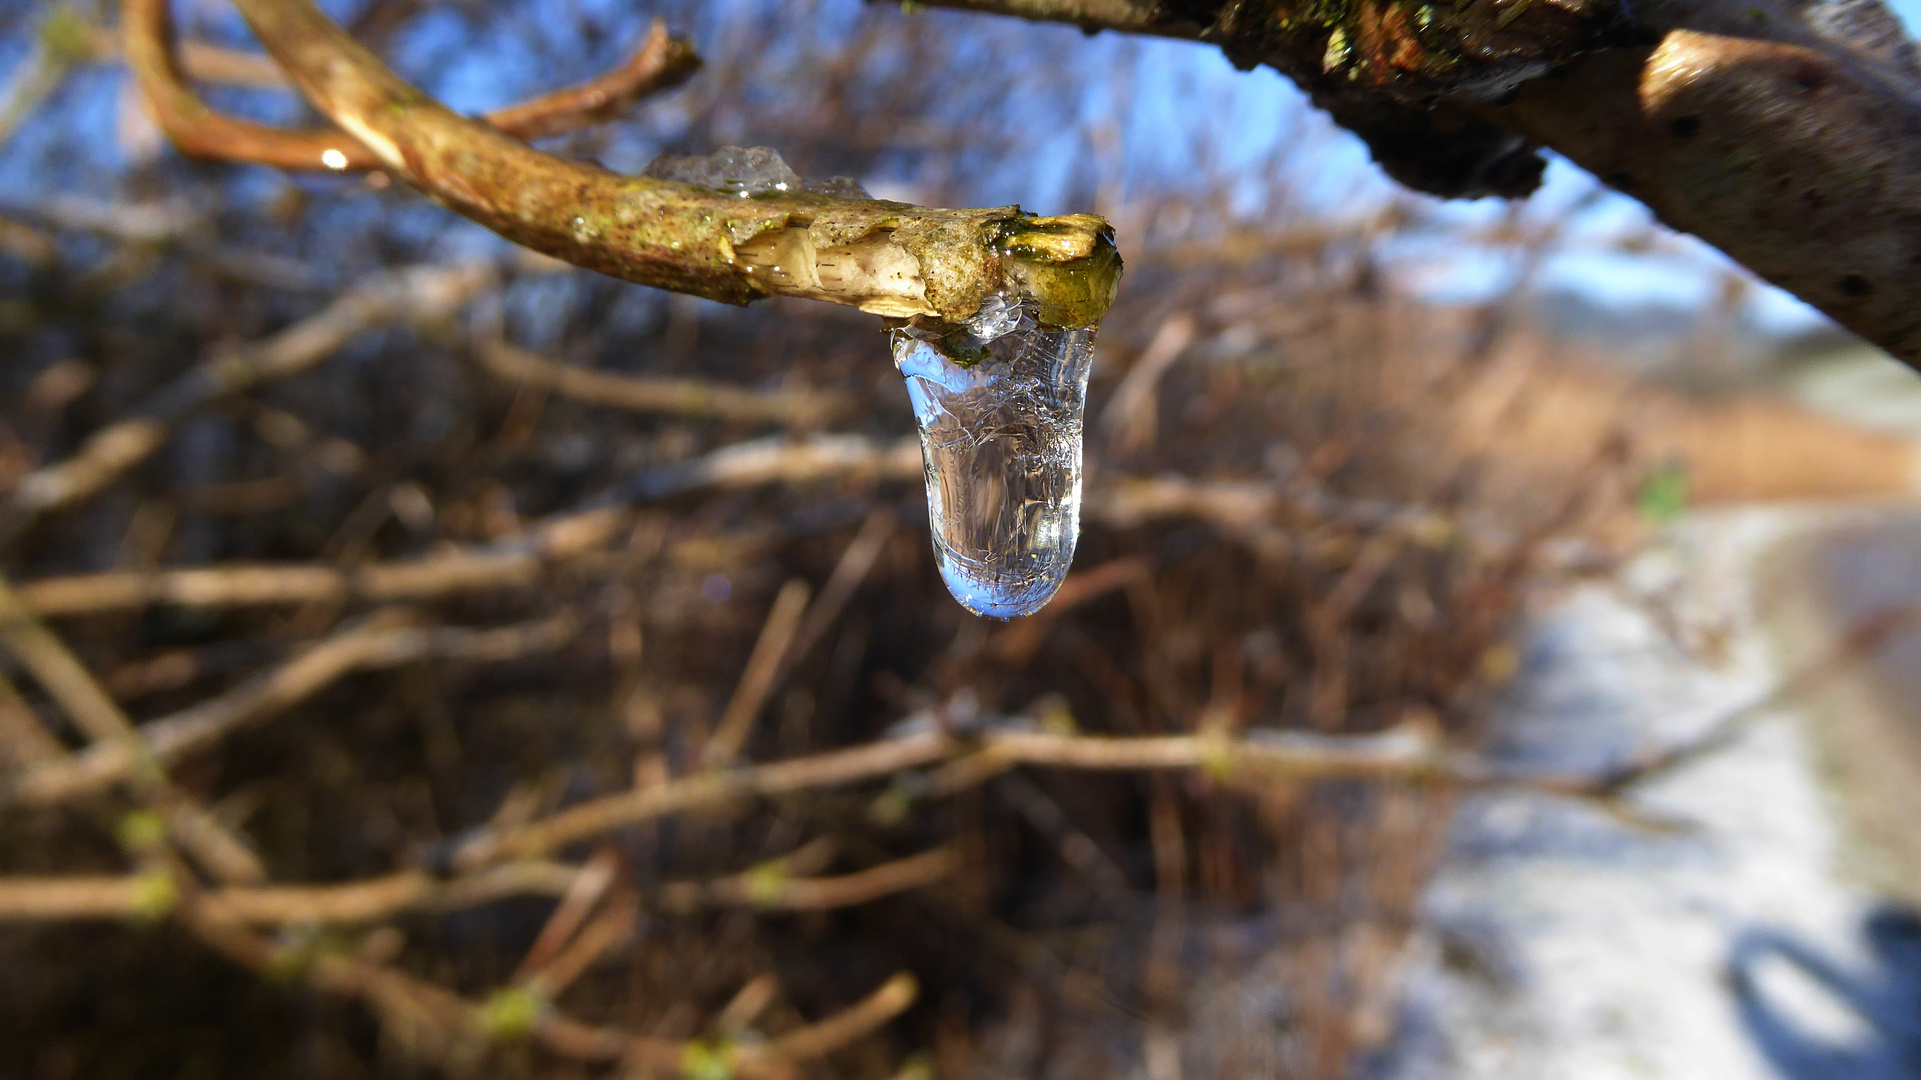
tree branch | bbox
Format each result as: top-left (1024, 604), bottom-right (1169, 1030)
top-left (123, 0), bottom-right (701, 171)
top-left (192, 0), bottom-right (1120, 326)
top-left (905, 0), bottom-right (1921, 367)
top-left (0, 262), bottom-right (493, 549)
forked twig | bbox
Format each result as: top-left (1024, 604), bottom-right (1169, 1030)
top-left (658, 847), bottom-right (959, 913)
top-left (0, 573), bottom-right (265, 884)
top-left (15, 507), bottom-right (629, 617)
top-left (0, 263), bottom-right (493, 548)
top-left (123, 0), bottom-right (699, 171)
top-left (473, 338), bottom-right (847, 425)
top-left (456, 699), bottom-right (1746, 869)
top-left (5, 614), bottom-right (575, 806)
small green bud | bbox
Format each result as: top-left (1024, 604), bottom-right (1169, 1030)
top-left (478, 986), bottom-right (546, 1042)
top-left (115, 810), bottom-right (167, 855)
top-left (1638, 458), bottom-right (1689, 524)
top-left (37, 5), bottom-right (92, 64)
top-left (868, 783), bottom-right (916, 827)
top-left (743, 861), bottom-right (788, 908)
top-left (1199, 740), bottom-right (1238, 782)
top-left (129, 869), bottom-right (178, 922)
top-left (679, 1040), bottom-right (736, 1080)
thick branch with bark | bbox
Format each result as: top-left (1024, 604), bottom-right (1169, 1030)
top-left (908, 0), bottom-right (1921, 366)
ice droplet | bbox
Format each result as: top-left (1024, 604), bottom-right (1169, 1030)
top-left (642, 145), bottom-right (870, 199)
top-left (963, 293), bottom-right (1023, 341)
top-left (894, 297), bottom-right (1096, 619)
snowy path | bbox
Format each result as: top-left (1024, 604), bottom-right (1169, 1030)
top-left (1375, 507), bottom-right (1921, 1080)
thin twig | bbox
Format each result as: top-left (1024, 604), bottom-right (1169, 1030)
top-left (514, 847), bottom-right (621, 983)
top-left (614, 434), bottom-right (922, 503)
top-left (473, 337), bottom-right (845, 425)
top-left (0, 8), bottom-right (87, 150)
top-left (707, 578), bottom-right (812, 764)
top-left (0, 861), bottom-right (582, 923)
top-left (532, 971), bottom-right (918, 1075)
top-left (754, 971), bottom-right (919, 1064)
top-left (524, 900), bottom-right (638, 999)
top-left (15, 505), bottom-right (625, 616)
top-left (456, 731), bottom-right (955, 868)
top-left (659, 847), bottom-right (959, 912)
top-left (0, 573), bottom-right (265, 884)
top-left (0, 874), bottom-right (156, 919)
top-left (123, 0), bottom-right (699, 171)
top-left (465, 700), bottom-right (1762, 870)
top-left (716, 974), bottom-right (781, 1033)
top-left (992, 771), bottom-right (1134, 902)
top-left (784, 508), bottom-right (898, 672)
top-left (5, 614), bottom-right (576, 806)
top-left (0, 670), bottom-right (65, 768)
top-left (0, 263), bottom-right (494, 548)
top-left (0, 846), bottom-right (950, 925)
top-left (1101, 312), bottom-right (1197, 455)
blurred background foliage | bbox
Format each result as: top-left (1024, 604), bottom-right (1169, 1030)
top-left (3, 0), bottom-right (1920, 1077)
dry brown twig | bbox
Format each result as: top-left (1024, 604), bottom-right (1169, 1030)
top-left (533, 971), bottom-right (921, 1076)
top-left (513, 847), bottom-right (624, 983)
top-left (0, 572), bottom-right (266, 884)
top-left (4, 611), bottom-right (576, 807)
top-left (472, 338), bottom-right (847, 426)
top-left (658, 847), bottom-right (960, 913)
top-left (707, 578), bottom-right (814, 764)
top-left (0, 844), bottom-right (957, 925)
top-left (0, 860), bottom-right (579, 924)
top-left (174, 896), bottom-right (918, 1079)
top-left (453, 700), bottom-right (1733, 870)
top-left (0, 262), bottom-right (494, 549)
top-left (122, 0), bottom-right (701, 171)
top-left (613, 435), bottom-right (923, 503)
top-left (14, 505), bottom-right (628, 617)
top-left (0, 670), bottom-right (65, 769)
top-left (98, 27), bottom-right (290, 87)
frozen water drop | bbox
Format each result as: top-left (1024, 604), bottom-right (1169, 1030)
top-left (963, 293), bottom-right (1023, 343)
top-left (642, 145), bottom-right (802, 196)
top-left (801, 176), bottom-right (872, 199)
top-left (642, 146), bottom-right (871, 200)
top-left (893, 300), bottom-right (1096, 619)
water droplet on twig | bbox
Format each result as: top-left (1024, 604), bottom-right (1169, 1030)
top-left (893, 297), bottom-right (1096, 619)
top-left (642, 146), bottom-right (870, 199)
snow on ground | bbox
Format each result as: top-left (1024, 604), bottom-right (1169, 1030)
top-left (1374, 506), bottom-right (1921, 1080)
